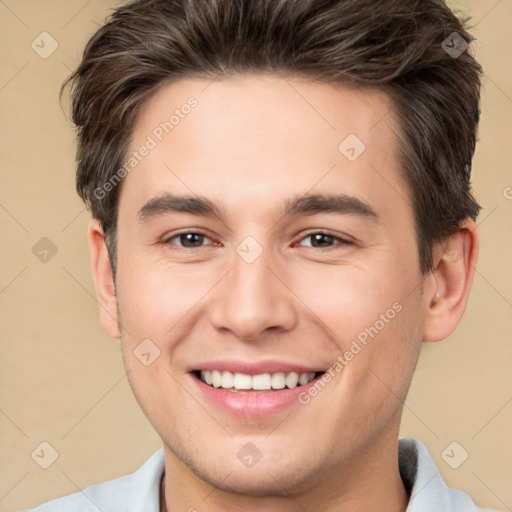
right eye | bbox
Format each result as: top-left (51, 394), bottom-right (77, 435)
top-left (163, 231), bottom-right (216, 249)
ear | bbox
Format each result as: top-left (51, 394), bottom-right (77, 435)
top-left (87, 219), bottom-right (121, 339)
top-left (422, 219), bottom-right (479, 343)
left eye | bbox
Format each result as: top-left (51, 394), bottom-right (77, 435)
top-left (296, 232), bottom-right (352, 249)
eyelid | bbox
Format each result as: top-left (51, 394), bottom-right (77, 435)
top-left (162, 229), bottom-right (216, 246)
top-left (293, 230), bottom-right (354, 247)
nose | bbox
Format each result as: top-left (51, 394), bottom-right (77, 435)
top-left (209, 248), bottom-right (298, 342)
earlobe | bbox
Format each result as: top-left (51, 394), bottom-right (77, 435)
top-left (87, 219), bottom-right (121, 339)
top-left (422, 219), bottom-right (479, 343)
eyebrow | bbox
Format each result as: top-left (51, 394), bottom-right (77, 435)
top-left (137, 192), bottom-right (380, 223)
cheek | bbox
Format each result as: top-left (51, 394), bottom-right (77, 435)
top-left (342, 289), bottom-right (424, 407)
top-left (301, 261), bottom-right (424, 390)
top-left (115, 258), bottom-right (214, 338)
top-left (290, 263), bottom-right (391, 343)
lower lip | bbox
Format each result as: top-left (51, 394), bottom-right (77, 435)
top-left (190, 373), bottom-right (323, 417)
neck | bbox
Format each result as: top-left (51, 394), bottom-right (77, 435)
top-left (160, 431), bottom-right (409, 512)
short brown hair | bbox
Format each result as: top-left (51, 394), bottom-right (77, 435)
top-left (62, 0), bottom-right (482, 277)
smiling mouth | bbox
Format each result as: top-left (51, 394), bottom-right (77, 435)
top-left (192, 370), bottom-right (325, 392)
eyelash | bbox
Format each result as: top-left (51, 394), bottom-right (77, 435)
top-left (162, 230), bottom-right (353, 250)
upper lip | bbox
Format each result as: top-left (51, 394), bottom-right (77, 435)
top-left (188, 360), bottom-right (325, 375)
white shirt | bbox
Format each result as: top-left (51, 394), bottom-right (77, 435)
top-left (21, 438), bottom-right (497, 512)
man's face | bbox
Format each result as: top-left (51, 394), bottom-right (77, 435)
top-left (112, 74), bottom-right (433, 494)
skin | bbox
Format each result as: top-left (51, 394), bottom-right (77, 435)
top-left (88, 73), bottom-right (478, 512)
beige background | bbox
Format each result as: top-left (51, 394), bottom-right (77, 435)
top-left (0, 0), bottom-right (511, 510)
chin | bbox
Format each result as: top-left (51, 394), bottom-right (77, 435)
top-left (202, 465), bottom-right (314, 497)
top-left (180, 446), bottom-right (320, 497)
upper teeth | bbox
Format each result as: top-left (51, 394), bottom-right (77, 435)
top-left (200, 370), bottom-right (317, 390)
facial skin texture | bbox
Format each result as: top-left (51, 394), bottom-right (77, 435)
top-left (88, 74), bottom-right (478, 512)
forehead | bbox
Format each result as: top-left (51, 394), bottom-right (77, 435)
top-left (121, 73), bottom-right (411, 226)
